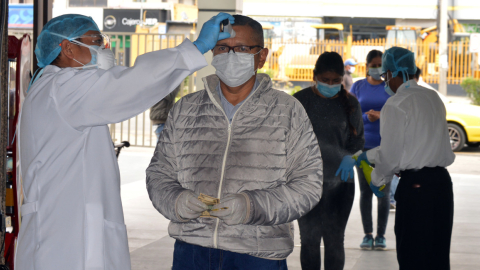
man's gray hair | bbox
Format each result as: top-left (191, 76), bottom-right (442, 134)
top-left (232, 15), bottom-right (264, 47)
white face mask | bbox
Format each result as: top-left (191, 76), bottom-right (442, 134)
top-left (70, 40), bottom-right (115, 70)
top-left (211, 50), bottom-right (262, 87)
top-left (349, 66), bottom-right (356, 74)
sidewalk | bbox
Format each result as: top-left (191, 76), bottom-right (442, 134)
top-left (118, 147), bottom-right (480, 270)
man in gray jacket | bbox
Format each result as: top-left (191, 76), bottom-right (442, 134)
top-left (146, 15), bottom-right (323, 269)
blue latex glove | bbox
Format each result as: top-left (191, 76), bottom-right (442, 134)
top-left (355, 151), bottom-right (371, 167)
top-left (335, 155), bottom-right (356, 182)
top-left (370, 182), bottom-right (385, 198)
top-left (193, 12), bottom-right (235, 54)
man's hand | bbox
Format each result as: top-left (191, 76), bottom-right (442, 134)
top-left (193, 12), bottom-right (235, 54)
top-left (176, 190), bottom-right (208, 220)
top-left (355, 151), bottom-right (372, 167)
top-left (335, 155), bottom-right (356, 182)
top-left (366, 110), bottom-right (380, 122)
top-left (370, 182), bottom-right (385, 198)
top-left (211, 194), bottom-right (247, 226)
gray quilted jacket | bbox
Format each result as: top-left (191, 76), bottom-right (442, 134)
top-left (146, 73), bottom-right (323, 259)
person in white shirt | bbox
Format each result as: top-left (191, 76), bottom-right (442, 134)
top-left (355, 47), bottom-right (455, 270)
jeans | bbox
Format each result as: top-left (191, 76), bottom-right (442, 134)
top-left (298, 181), bottom-right (355, 270)
top-left (172, 240), bottom-right (288, 270)
top-left (395, 167), bottom-right (453, 270)
top-left (154, 123), bottom-right (165, 142)
top-left (357, 164), bottom-right (391, 236)
top-left (390, 175), bottom-right (400, 204)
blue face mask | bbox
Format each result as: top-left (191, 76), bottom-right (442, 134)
top-left (384, 79), bottom-right (395, 96)
top-left (71, 43), bottom-right (100, 69)
top-left (368, 67), bottom-right (382, 81)
top-left (385, 85), bottom-right (395, 96)
top-left (86, 45), bottom-right (99, 66)
top-left (316, 81), bottom-right (342, 98)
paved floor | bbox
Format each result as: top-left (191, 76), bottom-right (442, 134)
top-left (118, 146), bottom-right (480, 270)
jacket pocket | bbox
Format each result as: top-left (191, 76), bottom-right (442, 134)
top-left (103, 219), bottom-right (131, 270)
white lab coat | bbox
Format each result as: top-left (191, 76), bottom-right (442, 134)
top-left (15, 39), bottom-right (206, 270)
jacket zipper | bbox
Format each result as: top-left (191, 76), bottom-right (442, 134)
top-left (213, 123), bottom-right (231, 248)
top-left (205, 78), bottom-right (265, 248)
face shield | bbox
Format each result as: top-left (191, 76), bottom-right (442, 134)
top-left (46, 31), bottom-right (115, 70)
top-left (71, 33), bottom-right (111, 49)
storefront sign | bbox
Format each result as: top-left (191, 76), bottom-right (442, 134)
top-left (103, 9), bottom-right (170, 32)
top-left (8, 4), bottom-right (33, 29)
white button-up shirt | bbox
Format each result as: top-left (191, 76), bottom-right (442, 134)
top-left (367, 80), bottom-right (455, 186)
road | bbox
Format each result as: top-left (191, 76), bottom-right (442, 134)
top-left (118, 145), bottom-right (480, 270)
top-left (447, 146), bottom-right (480, 175)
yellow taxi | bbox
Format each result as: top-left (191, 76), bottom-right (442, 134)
top-left (427, 84), bottom-right (480, 152)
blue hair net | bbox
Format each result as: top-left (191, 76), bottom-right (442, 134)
top-left (35, 14), bottom-right (100, 68)
top-left (381, 47), bottom-right (417, 87)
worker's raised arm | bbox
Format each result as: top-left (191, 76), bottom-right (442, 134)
top-left (52, 12), bottom-right (235, 131)
top-left (53, 39), bottom-right (206, 131)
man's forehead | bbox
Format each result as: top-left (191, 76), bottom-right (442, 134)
top-left (215, 25), bottom-right (256, 46)
top-left (82, 30), bottom-right (101, 36)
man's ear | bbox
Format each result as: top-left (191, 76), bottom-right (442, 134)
top-left (59, 39), bottom-right (76, 60)
top-left (257, 48), bottom-right (269, 69)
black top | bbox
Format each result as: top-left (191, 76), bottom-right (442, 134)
top-left (294, 87), bottom-right (365, 182)
top-left (149, 85), bottom-right (181, 125)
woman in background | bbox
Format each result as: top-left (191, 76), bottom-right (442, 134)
top-left (294, 52), bottom-right (364, 270)
top-left (350, 49), bottom-right (392, 250)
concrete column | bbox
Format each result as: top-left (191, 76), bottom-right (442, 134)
top-left (438, 0), bottom-right (448, 96)
top-left (195, 0), bottom-right (243, 91)
top-left (33, 0), bottom-right (53, 72)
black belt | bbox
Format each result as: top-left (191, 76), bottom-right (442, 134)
top-left (399, 166), bottom-right (445, 177)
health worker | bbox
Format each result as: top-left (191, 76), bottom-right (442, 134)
top-left (16, 13), bottom-right (234, 270)
top-left (355, 47), bottom-right (455, 270)
top-left (349, 50), bottom-right (392, 250)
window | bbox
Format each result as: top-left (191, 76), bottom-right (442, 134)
top-left (68, 0), bottom-right (107, 7)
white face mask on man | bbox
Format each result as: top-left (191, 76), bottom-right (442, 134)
top-left (70, 39), bottom-right (116, 70)
top-left (211, 50), bottom-right (262, 87)
top-left (50, 32), bottom-right (116, 70)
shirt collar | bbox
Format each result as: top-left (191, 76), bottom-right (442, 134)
top-left (216, 78), bottom-right (258, 107)
top-left (43, 65), bottom-right (62, 74)
top-left (396, 79), bottom-right (418, 93)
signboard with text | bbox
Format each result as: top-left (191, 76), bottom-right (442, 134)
top-left (103, 9), bottom-right (170, 33)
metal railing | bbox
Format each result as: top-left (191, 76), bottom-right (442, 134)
top-left (111, 34), bottom-right (479, 147)
top-left (105, 33), bottom-right (194, 147)
top-left (262, 38), bottom-right (480, 85)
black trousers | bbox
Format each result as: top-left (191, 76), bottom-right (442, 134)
top-left (395, 167), bottom-right (454, 270)
top-left (298, 181), bottom-right (355, 270)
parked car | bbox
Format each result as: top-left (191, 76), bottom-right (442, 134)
top-left (422, 82), bottom-right (480, 151)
